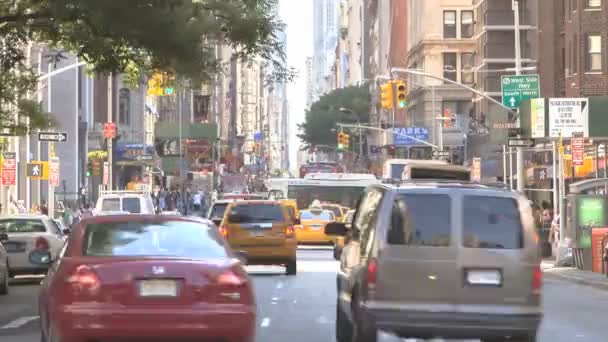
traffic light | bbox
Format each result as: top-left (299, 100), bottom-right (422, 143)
top-left (380, 81), bottom-right (394, 110)
top-left (395, 81), bottom-right (407, 108)
top-left (147, 72), bottom-right (164, 96)
top-left (342, 132), bottom-right (350, 149)
top-left (86, 161), bottom-right (92, 177)
top-left (337, 131), bottom-right (345, 150)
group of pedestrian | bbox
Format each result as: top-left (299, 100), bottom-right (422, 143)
top-left (152, 188), bottom-right (210, 215)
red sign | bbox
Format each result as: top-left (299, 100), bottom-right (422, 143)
top-left (103, 122), bottom-right (117, 139)
top-left (103, 162), bottom-right (109, 185)
top-left (49, 158), bottom-right (60, 187)
top-left (572, 131), bottom-right (584, 166)
top-left (1, 152), bottom-right (16, 186)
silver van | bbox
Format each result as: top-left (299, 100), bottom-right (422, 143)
top-left (326, 180), bottom-right (542, 342)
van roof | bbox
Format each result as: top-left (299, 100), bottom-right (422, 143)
top-left (379, 180), bottom-right (513, 193)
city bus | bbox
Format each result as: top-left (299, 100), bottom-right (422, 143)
top-left (265, 173), bottom-right (380, 210)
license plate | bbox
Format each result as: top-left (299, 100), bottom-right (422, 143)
top-left (4, 242), bottom-right (25, 253)
top-left (139, 279), bottom-right (178, 297)
top-left (250, 230), bottom-right (266, 237)
top-left (466, 270), bottom-right (502, 286)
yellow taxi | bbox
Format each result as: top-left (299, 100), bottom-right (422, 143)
top-left (334, 209), bottom-right (355, 259)
top-left (320, 203), bottom-right (346, 222)
top-left (221, 200), bottom-right (297, 275)
top-left (296, 208), bottom-right (337, 244)
top-left (279, 199), bottom-right (299, 224)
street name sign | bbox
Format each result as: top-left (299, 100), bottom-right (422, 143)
top-left (508, 138), bottom-right (535, 147)
top-left (39, 132), bottom-right (67, 142)
top-left (501, 74), bottom-right (540, 109)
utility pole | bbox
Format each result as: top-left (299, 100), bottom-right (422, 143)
top-left (107, 73), bottom-right (113, 190)
top-left (513, 0), bottom-right (525, 193)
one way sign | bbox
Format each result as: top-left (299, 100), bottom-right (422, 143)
top-left (38, 132), bottom-right (67, 142)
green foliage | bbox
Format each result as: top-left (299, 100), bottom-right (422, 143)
top-left (298, 84), bottom-right (371, 149)
top-left (0, 0), bottom-right (293, 134)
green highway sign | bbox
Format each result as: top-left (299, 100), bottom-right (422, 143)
top-left (501, 74), bottom-right (540, 109)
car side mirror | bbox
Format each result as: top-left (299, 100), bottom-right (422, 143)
top-left (29, 250), bottom-right (53, 265)
top-left (0, 232), bottom-right (8, 243)
top-left (324, 222), bottom-right (347, 236)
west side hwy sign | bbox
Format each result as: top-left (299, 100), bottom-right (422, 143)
top-left (501, 75), bottom-right (540, 109)
top-left (38, 132), bottom-right (67, 142)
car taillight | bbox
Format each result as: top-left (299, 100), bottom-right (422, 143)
top-left (213, 270), bottom-right (252, 304)
top-left (532, 265), bottom-right (542, 295)
top-left (66, 265), bottom-right (101, 298)
top-left (35, 237), bottom-right (50, 251)
top-left (285, 226), bottom-right (295, 238)
top-left (367, 258), bottom-right (378, 290)
top-left (219, 226), bottom-right (229, 238)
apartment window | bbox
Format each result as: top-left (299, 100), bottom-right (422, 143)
top-left (443, 11), bottom-right (457, 38)
top-left (587, 0), bottom-right (602, 9)
top-left (461, 11), bottom-right (474, 38)
top-left (461, 53), bottom-right (474, 84)
top-left (573, 35), bottom-right (579, 73)
top-left (443, 53), bottom-right (458, 82)
top-left (118, 88), bottom-right (131, 125)
top-left (587, 34), bottom-right (603, 71)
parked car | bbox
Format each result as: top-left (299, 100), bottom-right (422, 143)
top-left (0, 229), bottom-right (9, 295)
top-left (326, 180), bottom-right (542, 342)
top-left (32, 214), bottom-right (255, 342)
top-left (0, 214), bottom-right (67, 277)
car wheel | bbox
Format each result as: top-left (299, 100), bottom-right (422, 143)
top-left (285, 260), bottom-right (297, 275)
top-left (0, 266), bottom-right (8, 296)
top-left (351, 297), bottom-right (377, 342)
top-left (335, 299), bottom-right (352, 342)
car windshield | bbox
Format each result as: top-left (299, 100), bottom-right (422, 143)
top-left (0, 219), bottom-right (46, 233)
top-left (83, 220), bottom-right (228, 258)
top-left (300, 210), bottom-right (333, 221)
top-left (228, 204), bottom-right (285, 223)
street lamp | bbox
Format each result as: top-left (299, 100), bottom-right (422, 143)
top-left (339, 107), bottom-right (364, 159)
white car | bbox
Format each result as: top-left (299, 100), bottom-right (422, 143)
top-left (0, 214), bottom-right (67, 277)
top-left (94, 191), bottom-right (156, 215)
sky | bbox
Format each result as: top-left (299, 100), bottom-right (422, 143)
top-left (279, 0), bottom-right (313, 172)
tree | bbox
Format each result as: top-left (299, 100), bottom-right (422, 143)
top-left (298, 84), bottom-right (371, 149)
top-left (0, 0), bottom-right (292, 134)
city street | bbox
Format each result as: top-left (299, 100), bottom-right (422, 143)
top-left (1, 248), bottom-right (607, 342)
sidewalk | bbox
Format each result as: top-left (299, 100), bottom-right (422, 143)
top-left (542, 259), bottom-right (608, 291)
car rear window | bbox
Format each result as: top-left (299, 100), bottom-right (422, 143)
top-left (227, 204), bottom-right (285, 223)
top-left (209, 203), bottom-right (229, 219)
top-left (389, 194), bottom-right (451, 246)
top-left (101, 198), bottom-right (121, 211)
top-left (122, 197), bottom-right (141, 213)
top-left (462, 196), bottom-right (523, 249)
top-left (0, 219), bottom-right (46, 233)
top-left (322, 206), bottom-right (342, 217)
top-left (83, 220), bottom-right (228, 258)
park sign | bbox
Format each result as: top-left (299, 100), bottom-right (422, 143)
top-left (501, 74), bottom-right (540, 109)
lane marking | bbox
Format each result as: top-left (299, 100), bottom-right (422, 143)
top-left (260, 317), bottom-right (271, 328)
top-left (276, 281), bottom-right (283, 289)
top-left (0, 316), bottom-right (39, 330)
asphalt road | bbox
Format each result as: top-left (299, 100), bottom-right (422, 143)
top-left (1, 248), bottom-right (607, 341)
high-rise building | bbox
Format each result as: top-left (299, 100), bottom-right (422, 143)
top-left (312, 0), bottom-right (339, 99)
top-left (305, 57), bottom-right (314, 109)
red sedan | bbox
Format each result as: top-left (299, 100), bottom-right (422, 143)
top-left (31, 215), bottom-right (255, 342)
